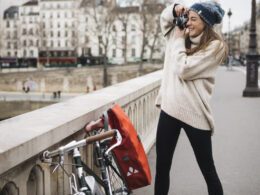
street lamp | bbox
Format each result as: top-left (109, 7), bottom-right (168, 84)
top-left (242, 0), bottom-right (260, 97)
top-left (227, 8), bottom-right (232, 56)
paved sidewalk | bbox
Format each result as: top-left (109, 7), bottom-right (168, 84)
top-left (134, 66), bottom-right (260, 195)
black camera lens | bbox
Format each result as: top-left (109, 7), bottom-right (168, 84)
top-left (175, 14), bottom-right (188, 30)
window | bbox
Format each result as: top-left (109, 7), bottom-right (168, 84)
top-left (65, 31), bottom-right (68, 37)
top-left (122, 23), bottom-right (126, 31)
top-left (23, 29), bottom-right (26, 35)
top-left (7, 52), bottom-right (11, 57)
top-left (99, 47), bottom-right (103, 55)
top-left (58, 31), bottom-right (61, 37)
top-left (122, 49), bottom-right (126, 57)
top-left (131, 48), bottom-right (135, 57)
top-left (30, 40), bottom-right (33, 46)
top-left (7, 42), bottom-right (11, 49)
top-left (23, 40), bottom-right (27, 47)
top-left (30, 50), bottom-right (34, 57)
top-left (112, 25), bottom-right (116, 32)
top-left (50, 31), bottom-right (54, 37)
top-left (14, 42), bottom-right (18, 49)
top-left (112, 49), bottom-right (116, 57)
top-left (29, 29), bottom-right (33, 35)
top-left (86, 47), bottom-right (91, 55)
top-left (50, 41), bottom-right (54, 47)
top-left (71, 40), bottom-right (75, 47)
top-left (6, 21), bottom-right (10, 28)
top-left (112, 38), bottom-right (116, 45)
top-left (131, 24), bottom-right (136, 31)
top-left (65, 22), bottom-right (68, 28)
top-left (98, 36), bottom-right (102, 43)
top-left (131, 36), bottom-right (135, 44)
top-left (7, 32), bottom-right (11, 39)
top-left (58, 41), bottom-right (61, 47)
top-left (24, 50), bottom-right (27, 57)
top-left (57, 22), bottom-right (60, 28)
top-left (85, 36), bottom-right (89, 42)
top-left (13, 31), bottom-right (17, 39)
top-left (122, 36), bottom-right (125, 44)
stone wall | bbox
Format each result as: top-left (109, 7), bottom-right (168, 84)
top-left (0, 64), bottom-right (162, 93)
top-left (0, 70), bottom-right (162, 195)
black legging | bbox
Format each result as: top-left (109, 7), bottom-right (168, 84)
top-left (154, 111), bottom-right (223, 195)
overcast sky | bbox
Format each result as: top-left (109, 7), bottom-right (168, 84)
top-left (183, 0), bottom-right (253, 33)
top-left (0, 0), bottom-right (256, 33)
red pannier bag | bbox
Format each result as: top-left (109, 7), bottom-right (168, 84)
top-left (105, 104), bottom-right (152, 190)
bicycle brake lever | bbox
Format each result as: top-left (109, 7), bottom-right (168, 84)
top-left (105, 130), bottom-right (122, 156)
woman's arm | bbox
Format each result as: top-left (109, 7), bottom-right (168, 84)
top-left (172, 39), bottom-right (225, 80)
top-left (160, 1), bottom-right (187, 38)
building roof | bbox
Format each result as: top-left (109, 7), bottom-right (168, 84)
top-left (3, 6), bottom-right (19, 19)
top-left (22, 1), bottom-right (38, 6)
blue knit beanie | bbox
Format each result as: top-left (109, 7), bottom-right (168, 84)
top-left (190, 1), bottom-right (225, 27)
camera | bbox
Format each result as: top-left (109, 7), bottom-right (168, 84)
top-left (175, 14), bottom-right (188, 30)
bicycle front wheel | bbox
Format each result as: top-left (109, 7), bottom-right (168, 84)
top-left (105, 154), bottom-right (131, 195)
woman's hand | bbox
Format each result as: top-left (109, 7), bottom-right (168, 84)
top-left (175, 27), bottom-right (190, 38)
top-left (85, 118), bottom-right (104, 132)
top-left (174, 4), bottom-right (188, 17)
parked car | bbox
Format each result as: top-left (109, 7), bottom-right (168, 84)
top-left (231, 58), bottom-right (243, 66)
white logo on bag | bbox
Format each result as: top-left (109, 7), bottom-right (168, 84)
top-left (127, 166), bottom-right (139, 176)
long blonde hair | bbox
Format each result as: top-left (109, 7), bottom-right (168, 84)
top-left (185, 25), bottom-right (228, 62)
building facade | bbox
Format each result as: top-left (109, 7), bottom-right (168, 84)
top-left (0, 0), bottom-right (165, 67)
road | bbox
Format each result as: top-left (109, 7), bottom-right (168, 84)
top-left (134, 66), bottom-right (260, 195)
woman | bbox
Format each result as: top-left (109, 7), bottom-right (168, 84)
top-left (155, 1), bottom-right (227, 195)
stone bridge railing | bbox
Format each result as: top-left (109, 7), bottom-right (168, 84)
top-left (0, 70), bottom-right (162, 195)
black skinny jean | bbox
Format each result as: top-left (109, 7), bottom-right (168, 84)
top-left (154, 111), bottom-right (223, 195)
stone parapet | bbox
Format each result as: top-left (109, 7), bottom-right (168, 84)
top-left (0, 70), bottom-right (162, 194)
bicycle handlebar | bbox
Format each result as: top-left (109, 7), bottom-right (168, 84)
top-left (42, 130), bottom-right (117, 160)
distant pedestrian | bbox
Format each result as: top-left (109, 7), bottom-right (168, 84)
top-left (155, 2), bottom-right (227, 195)
top-left (57, 91), bottom-right (61, 98)
top-left (227, 55), bottom-right (233, 70)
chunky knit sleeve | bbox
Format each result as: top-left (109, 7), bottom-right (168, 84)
top-left (172, 38), bottom-right (225, 80)
top-left (160, 2), bottom-right (180, 37)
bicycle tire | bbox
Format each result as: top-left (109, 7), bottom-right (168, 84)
top-left (105, 153), bottom-right (131, 195)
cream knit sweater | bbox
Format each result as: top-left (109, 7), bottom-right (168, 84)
top-left (156, 3), bottom-right (225, 133)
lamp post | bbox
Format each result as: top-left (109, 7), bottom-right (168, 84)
top-left (227, 9), bottom-right (232, 56)
top-left (242, 0), bottom-right (260, 97)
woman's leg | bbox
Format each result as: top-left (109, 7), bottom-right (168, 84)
top-left (184, 125), bottom-right (223, 195)
top-left (154, 111), bottom-right (182, 195)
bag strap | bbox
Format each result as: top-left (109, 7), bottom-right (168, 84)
top-left (103, 111), bottom-right (109, 131)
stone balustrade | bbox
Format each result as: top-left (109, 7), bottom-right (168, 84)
top-left (0, 70), bottom-right (162, 195)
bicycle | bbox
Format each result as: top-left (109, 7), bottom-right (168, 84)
top-left (41, 129), bottom-right (131, 195)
